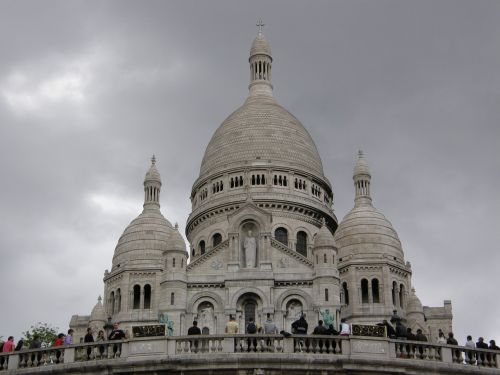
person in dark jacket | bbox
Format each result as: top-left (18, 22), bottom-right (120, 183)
top-left (415, 329), bottom-right (427, 342)
top-left (187, 321), bottom-right (201, 351)
top-left (476, 337), bottom-right (488, 364)
top-left (84, 328), bottom-right (94, 359)
top-left (406, 328), bottom-right (416, 341)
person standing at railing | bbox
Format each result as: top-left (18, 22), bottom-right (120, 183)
top-left (313, 320), bottom-right (328, 352)
top-left (464, 335), bottom-right (475, 364)
top-left (96, 330), bottom-right (106, 358)
top-left (436, 331), bottom-right (446, 344)
top-left (84, 328), bottom-right (94, 360)
top-left (2, 336), bottom-right (15, 353)
top-left (64, 329), bottom-right (74, 346)
top-left (263, 313), bottom-right (278, 350)
top-left (29, 335), bottom-right (42, 366)
top-left (225, 315), bottom-right (238, 334)
top-left (476, 337), bottom-right (488, 364)
top-left (246, 318), bottom-right (258, 351)
top-left (339, 319), bottom-right (350, 336)
top-left (187, 321), bottom-right (201, 352)
top-left (109, 323), bottom-right (126, 358)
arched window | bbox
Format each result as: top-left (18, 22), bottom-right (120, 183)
top-left (342, 282), bottom-right (349, 305)
top-left (181, 258), bottom-right (184, 268)
top-left (191, 248), bottom-right (195, 257)
top-left (361, 279), bottom-right (369, 303)
top-left (296, 231), bottom-right (307, 257)
top-left (274, 227), bottom-right (288, 246)
top-left (133, 285), bottom-right (141, 309)
top-left (212, 233), bottom-right (222, 247)
top-left (372, 279), bottom-right (380, 303)
top-left (170, 292), bottom-right (175, 305)
top-left (110, 291), bottom-right (115, 315)
top-left (392, 281), bottom-right (398, 306)
top-left (399, 284), bottom-right (405, 308)
top-left (116, 289), bottom-right (121, 313)
top-left (144, 284), bottom-right (151, 309)
top-left (325, 288), bottom-right (329, 302)
top-left (199, 240), bottom-right (206, 255)
top-left (172, 258), bottom-right (176, 268)
top-left (323, 253), bottom-right (327, 263)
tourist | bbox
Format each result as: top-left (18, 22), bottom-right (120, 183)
top-left (2, 336), bottom-right (15, 352)
top-left (15, 338), bottom-right (24, 351)
top-left (53, 333), bottom-right (65, 347)
top-left (187, 321), bottom-right (201, 351)
top-left (446, 332), bottom-right (458, 345)
top-left (395, 321), bottom-right (407, 340)
top-left (327, 324), bottom-right (339, 335)
top-left (109, 323), bottom-right (126, 357)
top-left (406, 328), bottom-right (416, 341)
top-left (489, 340), bottom-right (500, 350)
top-left (64, 329), bottom-right (74, 345)
top-left (436, 331), bottom-right (446, 344)
top-left (381, 320), bottom-right (396, 339)
top-left (246, 317), bottom-right (258, 351)
top-left (188, 321), bottom-right (201, 335)
top-left (109, 323), bottom-right (126, 340)
top-left (339, 319), bottom-right (350, 336)
top-left (476, 337), bottom-right (488, 364)
top-left (84, 327), bottom-right (94, 359)
top-left (415, 329), bottom-right (427, 342)
top-left (263, 313), bottom-right (278, 334)
top-left (464, 335), bottom-right (475, 363)
top-left (225, 315), bottom-right (238, 334)
top-left (291, 314), bottom-right (308, 335)
top-left (96, 330), bottom-right (106, 358)
top-left (29, 335), bottom-right (42, 365)
top-left (313, 320), bottom-right (328, 335)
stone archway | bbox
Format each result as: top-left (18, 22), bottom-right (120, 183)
top-left (236, 292), bottom-right (262, 333)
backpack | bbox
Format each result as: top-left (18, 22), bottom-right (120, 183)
top-left (247, 322), bottom-right (257, 334)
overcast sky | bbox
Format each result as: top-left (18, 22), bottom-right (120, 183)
top-left (0, 0), bottom-right (499, 344)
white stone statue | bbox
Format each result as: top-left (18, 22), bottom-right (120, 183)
top-left (243, 230), bottom-right (257, 268)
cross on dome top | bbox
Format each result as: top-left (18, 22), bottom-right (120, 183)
top-left (151, 154), bottom-right (156, 165)
top-left (256, 19), bottom-right (265, 34)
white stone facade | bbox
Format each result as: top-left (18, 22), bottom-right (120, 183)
top-left (70, 29), bottom-right (452, 343)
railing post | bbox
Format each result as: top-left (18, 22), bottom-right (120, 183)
top-left (342, 338), bottom-right (351, 355)
top-left (167, 338), bottom-right (177, 355)
top-left (65, 347), bottom-right (75, 363)
top-left (440, 346), bottom-right (452, 363)
top-left (222, 337), bottom-right (235, 353)
top-left (388, 341), bottom-right (397, 358)
top-left (282, 337), bottom-right (294, 353)
top-left (496, 353), bottom-right (500, 368)
top-left (120, 341), bottom-right (130, 358)
top-left (8, 354), bottom-right (19, 370)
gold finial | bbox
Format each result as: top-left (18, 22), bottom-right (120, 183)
top-left (256, 19), bottom-right (265, 34)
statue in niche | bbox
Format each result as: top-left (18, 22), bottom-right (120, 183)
top-left (198, 302), bottom-right (215, 333)
top-left (243, 230), bottom-right (257, 268)
top-left (320, 309), bottom-right (334, 329)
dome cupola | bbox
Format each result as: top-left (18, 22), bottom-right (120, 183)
top-left (335, 152), bottom-right (404, 261)
top-left (314, 219), bottom-right (336, 249)
top-left (112, 157), bottom-right (174, 270)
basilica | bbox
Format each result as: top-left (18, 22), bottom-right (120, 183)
top-left (70, 28), bottom-right (452, 343)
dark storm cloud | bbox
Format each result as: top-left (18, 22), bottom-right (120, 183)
top-left (0, 0), bottom-right (498, 345)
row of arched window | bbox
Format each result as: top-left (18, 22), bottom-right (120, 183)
top-left (193, 233), bottom-right (223, 257)
top-left (340, 280), bottom-right (406, 307)
top-left (273, 174), bottom-right (288, 187)
top-left (166, 257), bottom-right (185, 269)
top-left (251, 59), bottom-right (271, 81)
top-left (230, 176), bottom-right (244, 188)
top-left (199, 188), bottom-right (208, 201)
top-left (312, 184), bottom-right (322, 198)
top-left (315, 253), bottom-right (335, 264)
top-left (274, 227), bottom-right (307, 257)
top-left (108, 284), bottom-right (153, 313)
top-left (251, 174), bottom-right (266, 185)
top-left (294, 178), bottom-right (307, 191)
top-left (212, 180), bottom-right (223, 194)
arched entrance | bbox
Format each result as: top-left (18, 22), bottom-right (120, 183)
top-left (236, 292), bottom-right (262, 332)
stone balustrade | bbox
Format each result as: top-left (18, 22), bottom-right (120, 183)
top-left (0, 335), bottom-right (498, 373)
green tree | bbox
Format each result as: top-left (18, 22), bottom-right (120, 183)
top-left (22, 322), bottom-right (59, 348)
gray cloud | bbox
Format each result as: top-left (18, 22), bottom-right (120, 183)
top-left (0, 0), bottom-right (499, 344)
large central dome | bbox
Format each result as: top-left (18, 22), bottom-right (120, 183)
top-left (199, 95), bottom-right (324, 178)
top-left (198, 30), bottom-right (325, 180)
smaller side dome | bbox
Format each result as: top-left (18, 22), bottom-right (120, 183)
top-left (90, 296), bottom-right (106, 322)
top-left (406, 288), bottom-right (424, 314)
top-left (169, 223), bottom-right (187, 252)
top-left (314, 220), bottom-right (336, 248)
